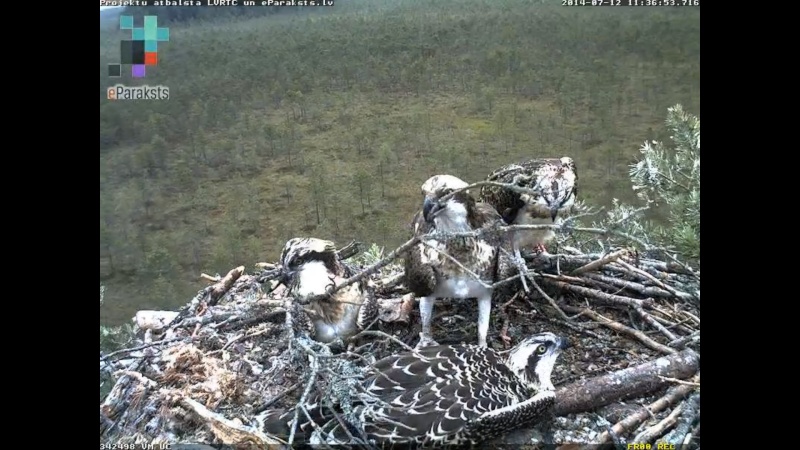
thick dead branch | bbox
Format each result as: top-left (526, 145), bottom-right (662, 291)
top-left (553, 349), bottom-right (699, 416)
top-left (179, 397), bottom-right (285, 447)
top-left (595, 372), bottom-right (699, 444)
top-left (207, 266), bottom-right (245, 306)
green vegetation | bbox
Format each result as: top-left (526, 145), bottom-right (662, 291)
top-left (590, 104), bottom-right (700, 266)
top-left (100, 0), bottom-right (700, 325)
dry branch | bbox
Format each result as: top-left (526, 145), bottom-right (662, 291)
top-left (570, 249), bottom-right (629, 275)
top-left (544, 279), bottom-right (650, 309)
top-left (560, 305), bottom-right (676, 355)
top-left (553, 349), bottom-right (699, 416)
top-left (633, 401), bottom-right (683, 443)
top-left (595, 372), bottom-right (700, 444)
top-left (207, 266), bottom-right (245, 306)
top-left (658, 391), bottom-right (700, 446)
top-left (179, 397), bottom-right (285, 447)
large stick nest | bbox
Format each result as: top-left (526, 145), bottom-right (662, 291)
top-left (100, 236), bottom-right (700, 450)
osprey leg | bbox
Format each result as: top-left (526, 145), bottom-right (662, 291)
top-left (417, 296), bottom-right (439, 348)
top-left (477, 295), bottom-right (491, 347)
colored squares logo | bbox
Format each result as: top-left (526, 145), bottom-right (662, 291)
top-left (107, 15), bottom-right (169, 79)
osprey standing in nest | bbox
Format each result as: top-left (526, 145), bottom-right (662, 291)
top-left (258, 332), bottom-right (570, 447)
top-left (404, 174), bottom-right (513, 349)
top-left (480, 157), bottom-right (578, 289)
top-left (278, 237), bottom-right (378, 345)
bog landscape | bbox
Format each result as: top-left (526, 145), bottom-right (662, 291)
top-left (100, 1), bottom-right (700, 448)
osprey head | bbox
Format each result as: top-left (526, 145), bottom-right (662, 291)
top-left (419, 175), bottom-right (472, 229)
top-left (505, 332), bottom-right (570, 392)
top-left (278, 237), bottom-right (339, 287)
top-left (533, 157), bottom-right (578, 221)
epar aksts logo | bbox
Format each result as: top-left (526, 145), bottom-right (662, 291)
top-left (107, 84), bottom-right (170, 101)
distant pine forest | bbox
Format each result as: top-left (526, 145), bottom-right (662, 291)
top-left (100, 0), bottom-right (700, 325)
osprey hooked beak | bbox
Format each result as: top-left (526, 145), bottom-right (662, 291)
top-left (550, 206), bottom-right (559, 222)
top-left (422, 196), bottom-right (441, 223)
top-left (270, 265), bottom-right (294, 294)
top-left (558, 336), bottom-right (572, 350)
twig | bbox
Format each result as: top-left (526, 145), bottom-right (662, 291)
top-left (111, 370), bottom-right (158, 388)
top-left (569, 226), bottom-right (699, 279)
top-left (583, 273), bottom-right (674, 299)
top-left (200, 273), bottom-right (221, 282)
top-left (350, 329), bottom-right (414, 352)
top-left (304, 235), bottom-right (422, 305)
top-left (529, 274), bottom-right (570, 321)
top-left (570, 249), bottom-right (629, 275)
top-left (102, 337), bottom-right (187, 360)
top-left (209, 327), bottom-right (272, 354)
top-left (544, 316), bottom-right (603, 339)
top-left (376, 272), bottom-right (405, 292)
top-left (615, 260), bottom-right (691, 300)
top-left (543, 278), bottom-right (649, 309)
top-left (668, 330), bottom-right (700, 349)
top-left (595, 373), bottom-right (699, 444)
top-left (254, 382), bottom-right (301, 413)
top-left (659, 376), bottom-right (700, 387)
top-left (552, 350), bottom-right (699, 416)
top-left (289, 340), bottom-right (322, 445)
top-left (560, 305), bottom-right (676, 355)
top-left (633, 305), bottom-right (678, 341)
top-left (633, 402), bottom-right (684, 443)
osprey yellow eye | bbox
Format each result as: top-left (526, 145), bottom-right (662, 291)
top-left (536, 345), bottom-right (547, 354)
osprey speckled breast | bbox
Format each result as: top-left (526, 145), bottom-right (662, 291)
top-left (479, 157), bottom-right (578, 253)
top-left (278, 237), bottom-right (378, 344)
top-left (403, 174), bottom-right (516, 349)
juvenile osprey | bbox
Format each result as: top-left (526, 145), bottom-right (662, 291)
top-left (480, 156), bottom-right (578, 265)
top-left (258, 332), bottom-right (570, 446)
top-left (404, 174), bottom-right (513, 349)
top-left (278, 237), bottom-right (378, 344)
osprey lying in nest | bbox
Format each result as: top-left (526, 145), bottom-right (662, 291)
top-left (257, 332), bottom-right (570, 447)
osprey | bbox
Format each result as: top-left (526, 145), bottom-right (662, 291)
top-left (278, 237), bottom-right (378, 344)
top-left (480, 157), bottom-right (578, 271)
top-left (257, 332), bottom-right (570, 447)
top-left (404, 174), bottom-right (514, 349)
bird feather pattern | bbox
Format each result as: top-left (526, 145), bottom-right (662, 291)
top-left (403, 174), bottom-right (518, 348)
top-left (480, 157), bottom-right (578, 250)
top-left (279, 237), bottom-right (378, 344)
top-left (257, 333), bottom-right (568, 447)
